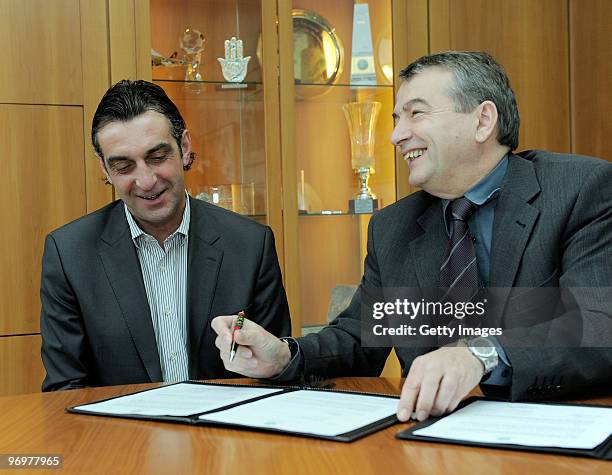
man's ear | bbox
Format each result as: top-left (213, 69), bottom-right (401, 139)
top-left (180, 129), bottom-right (193, 168)
top-left (474, 101), bottom-right (498, 144)
top-left (97, 157), bottom-right (112, 185)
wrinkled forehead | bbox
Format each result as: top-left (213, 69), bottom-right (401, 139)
top-left (396, 67), bottom-right (456, 106)
top-left (96, 111), bottom-right (176, 157)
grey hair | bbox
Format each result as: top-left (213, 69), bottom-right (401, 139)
top-left (399, 51), bottom-right (520, 150)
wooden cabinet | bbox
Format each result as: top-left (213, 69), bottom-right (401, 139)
top-left (0, 0), bottom-right (133, 396)
top-left (0, 105), bottom-right (86, 336)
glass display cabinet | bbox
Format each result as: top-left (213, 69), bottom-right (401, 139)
top-left (277, 0), bottom-right (398, 330)
top-left (150, 0), bottom-right (275, 225)
top-left (148, 1), bottom-right (414, 344)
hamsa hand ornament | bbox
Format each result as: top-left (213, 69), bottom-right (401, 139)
top-left (218, 37), bottom-right (251, 83)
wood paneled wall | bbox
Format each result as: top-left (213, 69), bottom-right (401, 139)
top-left (0, 0), bottom-right (137, 396)
top-left (570, 0), bottom-right (612, 160)
top-left (0, 336), bottom-right (45, 396)
top-left (0, 105), bottom-right (86, 335)
top-left (0, 0), bottom-right (82, 104)
top-left (429, 0), bottom-right (571, 153)
top-left (0, 0), bottom-right (85, 396)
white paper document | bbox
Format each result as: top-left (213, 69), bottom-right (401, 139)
top-left (74, 383), bottom-right (283, 417)
top-left (199, 390), bottom-right (399, 437)
top-left (413, 400), bottom-right (612, 449)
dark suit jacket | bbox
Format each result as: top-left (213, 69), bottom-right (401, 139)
top-left (298, 151), bottom-right (612, 401)
top-left (41, 197), bottom-right (290, 391)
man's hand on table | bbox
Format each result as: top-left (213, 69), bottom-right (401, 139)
top-left (397, 345), bottom-right (484, 422)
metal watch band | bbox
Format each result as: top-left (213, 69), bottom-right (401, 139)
top-left (465, 337), bottom-right (499, 374)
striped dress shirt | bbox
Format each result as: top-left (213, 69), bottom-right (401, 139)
top-left (124, 198), bottom-right (190, 382)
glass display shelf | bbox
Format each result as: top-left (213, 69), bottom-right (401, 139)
top-left (152, 78), bottom-right (263, 87)
top-left (298, 211), bottom-right (374, 216)
top-left (152, 80), bottom-right (264, 103)
top-left (296, 82), bottom-right (393, 88)
top-left (151, 79), bottom-right (393, 89)
top-left (188, 195), bottom-right (267, 222)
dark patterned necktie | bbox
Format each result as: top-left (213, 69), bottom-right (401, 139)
top-left (439, 197), bottom-right (479, 300)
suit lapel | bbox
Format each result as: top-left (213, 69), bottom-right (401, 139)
top-left (186, 198), bottom-right (223, 378)
top-left (407, 199), bottom-right (448, 287)
top-left (489, 154), bottom-right (541, 287)
top-left (98, 203), bottom-right (162, 382)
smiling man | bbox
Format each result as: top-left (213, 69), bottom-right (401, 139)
top-left (391, 66), bottom-right (512, 199)
top-left (211, 51), bottom-right (612, 421)
top-left (40, 80), bottom-right (290, 391)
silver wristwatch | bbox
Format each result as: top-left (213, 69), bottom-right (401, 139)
top-left (464, 337), bottom-right (499, 374)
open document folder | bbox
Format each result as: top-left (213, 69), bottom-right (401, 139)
top-left (397, 397), bottom-right (612, 460)
top-left (69, 382), bottom-right (399, 442)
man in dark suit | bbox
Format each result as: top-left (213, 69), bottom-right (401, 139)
top-left (211, 51), bottom-right (612, 420)
top-left (40, 80), bottom-right (290, 391)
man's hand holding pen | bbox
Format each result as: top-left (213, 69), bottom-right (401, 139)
top-left (212, 315), bottom-right (292, 379)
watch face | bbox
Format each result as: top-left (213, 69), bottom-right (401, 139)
top-left (473, 346), bottom-right (496, 358)
top-left (470, 338), bottom-right (496, 357)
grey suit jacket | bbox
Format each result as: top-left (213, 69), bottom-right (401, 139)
top-left (298, 151), bottom-right (612, 400)
top-left (40, 197), bottom-right (290, 391)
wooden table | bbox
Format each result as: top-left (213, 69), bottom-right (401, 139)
top-left (0, 378), bottom-right (609, 474)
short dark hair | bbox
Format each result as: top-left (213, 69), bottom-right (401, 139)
top-left (91, 79), bottom-right (194, 169)
top-left (399, 51), bottom-right (520, 150)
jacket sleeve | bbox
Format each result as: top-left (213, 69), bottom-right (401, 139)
top-left (40, 234), bottom-right (91, 391)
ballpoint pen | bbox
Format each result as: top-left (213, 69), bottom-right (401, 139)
top-left (229, 311), bottom-right (245, 362)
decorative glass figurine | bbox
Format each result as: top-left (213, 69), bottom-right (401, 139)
top-left (180, 28), bottom-right (205, 81)
top-left (218, 37), bottom-right (251, 83)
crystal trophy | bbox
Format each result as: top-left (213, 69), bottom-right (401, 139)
top-left (180, 28), bottom-right (205, 81)
top-left (342, 101), bottom-right (382, 214)
top-left (349, 3), bottom-right (376, 86)
top-left (218, 37), bottom-right (251, 86)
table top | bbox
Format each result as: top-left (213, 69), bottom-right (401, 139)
top-left (0, 378), bottom-right (610, 474)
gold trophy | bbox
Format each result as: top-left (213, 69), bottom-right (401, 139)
top-left (342, 101), bottom-right (381, 213)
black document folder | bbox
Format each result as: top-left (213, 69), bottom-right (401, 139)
top-left (396, 397), bottom-right (612, 460)
top-left (67, 381), bottom-right (399, 442)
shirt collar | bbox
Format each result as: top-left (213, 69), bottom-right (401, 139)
top-left (124, 192), bottom-right (191, 247)
top-left (442, 154), bottom-right (509, 212)
top-left (441, 154), bottom-right (508, 234)
top-left (464, 154), bottom-right (508, 206)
